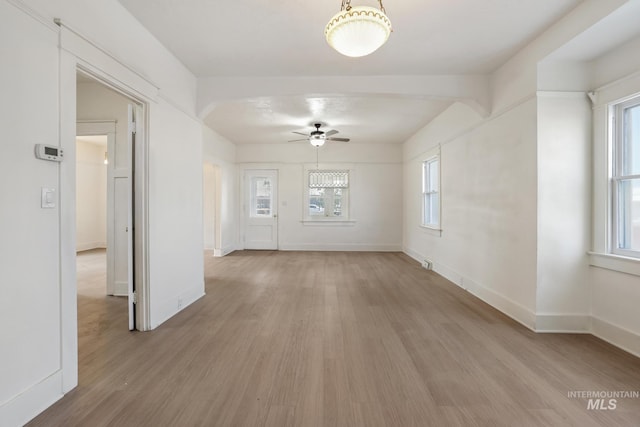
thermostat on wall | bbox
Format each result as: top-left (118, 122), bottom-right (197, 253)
top-left (35, 144), bottom-right (64, 162)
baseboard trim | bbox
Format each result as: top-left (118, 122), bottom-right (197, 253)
top-left (280, 243), bottom-right (402, 252)
top-left (0, 370), bottom-right (63, 427)
top-left (214, 245), bottom-right (236, 257)
top-left (591, 316), bottom-right (640, 358)
top-left (403, 248), bottom-right (640, 358)
top-left (535, 314), bottom-right (590, 333)
top-left (151, 284), bottom-right (205, 329)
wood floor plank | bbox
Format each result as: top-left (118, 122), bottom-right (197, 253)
top-left (26, 250), bottom-right (640, 426)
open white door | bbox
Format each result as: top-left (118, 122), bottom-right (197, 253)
top-left (126, 104), bottom-right (137, 331)
top-left (244, 170), bottom-right (278, 250)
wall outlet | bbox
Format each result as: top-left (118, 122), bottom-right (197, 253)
top-left (422, 259), bottom-right (433, 270)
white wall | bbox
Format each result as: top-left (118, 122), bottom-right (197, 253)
top-left (75, 139), bottom-right (107, 251)
top-left (0, 2), bottom-right (63, 424)
top-left (535, 92), bottom-right (592, 331)
top-left (237, 143), bottom-right (403, 251)
top-left (147, 100), bottom-right (205, 328)
top-left (203, 126), bottom-right (238, 256)
top-left (403, 100), bottom-right (539, 328)
top-left (1, 0), bottom-right (207, 424)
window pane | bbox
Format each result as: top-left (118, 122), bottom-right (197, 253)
top-left (617, 178), bottom-right (640, 251)
top-left (622, 104), bottom-right (640, 176)
top-left (309, 170), bottom-right (349, 188)
top-left (431, 194), bottom-right (439, 225)
top-left (429, 160), bottom-right (439, 192)
top-left (309, 187), bottom-right (325, 216)
top-left (334, 188), bottom-right (343, 217)
top-left (251, 177), bottom-right (272, 217)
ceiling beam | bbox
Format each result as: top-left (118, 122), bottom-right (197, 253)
top-left (197, 75), bottom-right (491, 120)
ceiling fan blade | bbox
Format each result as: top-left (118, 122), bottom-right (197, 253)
top-left (325, 130), bottom-right (338, 137)
top-left (287, 138), bottom-right (308, 142)
top-left (292, 131), bottom-right (309, 136)
top-left (327, 137), bottom-right (350, 142)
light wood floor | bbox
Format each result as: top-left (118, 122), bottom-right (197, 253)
top-left (29, 250), bottom-right (640, 426)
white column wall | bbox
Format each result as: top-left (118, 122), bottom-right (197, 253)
top-left (535, 92), bottom-right (592, 331)
top-left (147, 100), bottom-right (205, 328)
top-left (0, 2), bottom-right (63, 425)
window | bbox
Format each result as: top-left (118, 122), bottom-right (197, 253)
top-left (422, 156), bottom-right (440, 228)
top-left (307, 170), bottom-right (349, 219)
top-left (250, 176), bottom-right (273, 217)
top-left (612, 96), bottom-right (640, 257)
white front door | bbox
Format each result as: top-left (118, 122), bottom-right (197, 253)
top-left (244, 170), bottom-right (278, 250)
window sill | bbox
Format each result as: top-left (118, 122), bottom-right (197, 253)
top-left (588, 251), bottom-right (640, 277)
top-left (420, 224), bottom-right (442, 237)
top-left (302, 219), bottom-right (356, 226)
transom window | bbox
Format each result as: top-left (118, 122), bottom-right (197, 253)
top-left (422, 156), bottom-right (440, 228)
top-left (612, 96), bottom-right (640, 257)
top-left (307, 170), bottom-right (349, 219)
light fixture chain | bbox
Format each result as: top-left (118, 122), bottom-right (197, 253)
top-left (342, 0), bottom-right (351, 11)
top-left (378, 0), bottom-right (386, 13)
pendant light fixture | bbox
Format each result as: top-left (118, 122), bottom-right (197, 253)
top-left (325, 0), bottom-right (392, 58)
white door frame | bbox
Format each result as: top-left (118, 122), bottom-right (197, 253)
top-left (59, 22), bottom-right (153, 394)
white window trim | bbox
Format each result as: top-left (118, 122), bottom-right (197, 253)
top-left (303, 164), bottom-right (355, 224)
top-left (421, 151), bottom-right (441, 231)
top-left (590, 80), bottom-right (640, 276)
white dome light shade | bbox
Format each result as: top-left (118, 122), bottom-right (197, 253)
top-left (325, 6), bottom-right (392, 58)
top-left (310, 134), bottom-right (326, 147)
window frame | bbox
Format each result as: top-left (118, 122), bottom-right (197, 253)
top-left (610, 96), bottom-right (640, 258)
top-left (421, 155), bottom-right (441, 230)
top-left (304, 168), bottom-right (352, 223)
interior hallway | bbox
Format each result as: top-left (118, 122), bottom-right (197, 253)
top-left (28, 251), bottom-right (640, 426)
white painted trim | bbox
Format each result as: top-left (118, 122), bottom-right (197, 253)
top-left (280, 243), bottom-right (402, 252)
top-left (419, 225), bottom-right (442, 237)
top-left (591, 316), bottom-right (640, 358)
top-left (214, 245), bottom-right (236, 257)
top-left (301, 220), bottom-right (357, 226)
top-left (403, 248), bottom-right (536, 330)
top-left (5, 0), bottom-right (58, 32)
top-left (588, 251), bottom-right (640, 277)
top-left (76, 120), bottom-right (116, 135)
top-left (535, 314), bottom-right (590, 333)
top-left (151, 285), bottom-right (205, 329)
top-left (0, 371), bottom-right (63, 427)
top-left (58, 24), bottom-right (159, 102)
top-left (403, 249), bottom-right (640, 357)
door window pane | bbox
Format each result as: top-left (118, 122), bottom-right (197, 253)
top-left (251, 177), bottom-right (272, 217)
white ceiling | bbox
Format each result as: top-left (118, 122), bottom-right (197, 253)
top-left (119, 0), bottom-right (583, 145)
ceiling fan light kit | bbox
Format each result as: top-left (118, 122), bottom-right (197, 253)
top-left (325, 0), bottom-right (392, 58)
top-left (288, 123), bottom-right (350, 147)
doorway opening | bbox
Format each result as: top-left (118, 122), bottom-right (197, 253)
top-left (76, 70), bottom-right (146, 332)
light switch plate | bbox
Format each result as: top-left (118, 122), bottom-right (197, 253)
top-left (41, 187), bottom-right (56, 208)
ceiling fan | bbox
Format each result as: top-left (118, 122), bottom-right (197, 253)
top-left (288, 123), bottom-right (350, 147)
